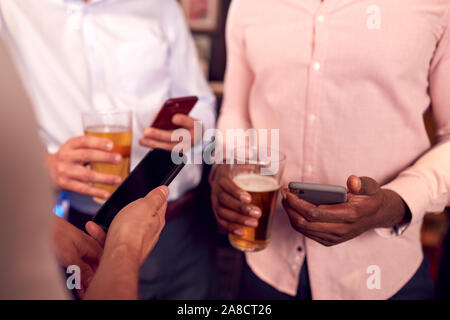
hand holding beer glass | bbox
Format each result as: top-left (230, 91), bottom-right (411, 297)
top-left (82, 110), bottom-right (132, 203)
top-left (211, 146), bottom-right (286, 252)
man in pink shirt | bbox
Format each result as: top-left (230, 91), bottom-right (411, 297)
top-left (210, 0), bottom-right (450, 299)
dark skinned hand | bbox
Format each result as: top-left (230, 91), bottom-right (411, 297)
top-left (209, 165), bottom-right (262, 236)
top-left (281, 175), bottom-right (409, 247)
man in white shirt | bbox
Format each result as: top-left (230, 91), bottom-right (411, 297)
top-left (0, 0), bottom-right (216, 299)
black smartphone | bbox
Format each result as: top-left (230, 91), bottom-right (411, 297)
top-left (92, 148), bottom-right (186, 230)
top-left (288, 182), bottom-right (348, 205)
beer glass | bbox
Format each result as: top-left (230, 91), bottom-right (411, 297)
top-left (228, 146), bottom-right (286, 252)
top-left (82, 110), bottom-right (132, 203)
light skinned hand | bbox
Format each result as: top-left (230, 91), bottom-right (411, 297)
top-left (46, 135), bottom-right (123, 200)
top-left (139, 114), bottom-right (199, 152)
top-left (87, 186), bottom-right (170, 267)
top-left (85, 221), bottom-right (107, 247)
top-left (52, 217), bottom-right (103, 298)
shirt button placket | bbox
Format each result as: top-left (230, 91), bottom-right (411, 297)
top-left (312, 62), bottom-right (321, 71)
top-left (317, 15), bottom-right (325, 24)
top-left (291, 250), bottom-right (304, 272)
top-left (303, 9), bottom-right (327, 180)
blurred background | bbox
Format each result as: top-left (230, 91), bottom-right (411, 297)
top-left (179, 0), bottom-right (229, 103)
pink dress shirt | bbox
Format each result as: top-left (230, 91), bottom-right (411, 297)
top-left (218, 0), bottom-right (450, 299)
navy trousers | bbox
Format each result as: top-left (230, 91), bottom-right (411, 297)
top-left (138, 205), bottom-right (215, 300)
top-left (238, 258), bottom-right (311, 300)
top-left (238, 256), bottom-right (433, 300)
top-left (436, 227), bottom-right (450, 300)
top-left (390, 256), bottom-right (434, 300)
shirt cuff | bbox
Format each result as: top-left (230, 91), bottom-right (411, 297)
top-left (375, 174), bottom-right (430, 237)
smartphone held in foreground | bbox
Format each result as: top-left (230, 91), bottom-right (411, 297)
top-left (93, 148), bottom-right (186, 230)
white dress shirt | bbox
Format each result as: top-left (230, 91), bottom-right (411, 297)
top-left (0, 0), bottom-right (216, 213)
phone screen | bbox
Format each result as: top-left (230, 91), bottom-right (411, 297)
top-left (92, 148), bottom-right (185, 230)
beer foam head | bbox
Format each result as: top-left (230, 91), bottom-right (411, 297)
top-left (85, 125), bottom-right (129, 133)
top-left (233, 173), bottom-right (279, 192)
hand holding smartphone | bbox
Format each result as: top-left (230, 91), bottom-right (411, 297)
top-left (151, 96), bottom-right (198, 130)
top-left (288, 182), bottom-right (348, 205)
top-left (93, 149), bottom-right (186, 231)
top-left (94, 97), bottom-right (198, 230)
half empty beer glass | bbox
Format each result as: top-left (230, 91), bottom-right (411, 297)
top-left (228, 146), bottom-right (286, 252)
top-left (82, 110), bottom-right (132, 203)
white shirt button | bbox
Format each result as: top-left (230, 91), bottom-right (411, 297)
top-left (312, 62), bottom-right (321, 71)
top-left (305, 164), bottom-right (313, 175)
top-left (308, 114), bottom-right (316, 124)
top-left (317, 15), bottom-right (325, 23)
top-left (294, 255), bottom-right (301, 262)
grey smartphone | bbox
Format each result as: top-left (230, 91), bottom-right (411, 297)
top-left (288, 182), bottom-right (348, 205)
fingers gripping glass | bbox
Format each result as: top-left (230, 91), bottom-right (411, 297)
top-left (82, 110), bottom-right (132, 203)
top-left (228, 146), bottom-right (286, 252)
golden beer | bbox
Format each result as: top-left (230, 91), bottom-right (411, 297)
top-left (229, 173), bottom-right (280, 251)
top-left (85, 125), bottom-right (132, 203)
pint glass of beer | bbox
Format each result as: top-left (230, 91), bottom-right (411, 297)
top-left (82, 110), bottom-right (132, 203)
top-left (228, 146), bottom-right (286, 252)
